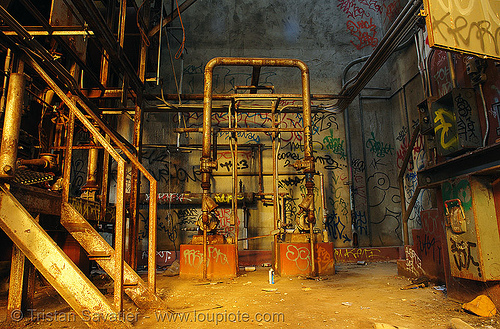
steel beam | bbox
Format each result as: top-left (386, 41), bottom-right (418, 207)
top-left (70, 0), bottom-right (143, 94)
top-left (418, 142), bottom-right (500, 188)
top-left (148, 0), bottom-right (198, 37)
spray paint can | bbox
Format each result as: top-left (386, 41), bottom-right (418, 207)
top-left (268, 268), bottom-right (274, 284)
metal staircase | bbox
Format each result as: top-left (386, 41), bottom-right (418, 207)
top-left (0, 32), bottom-right (160, 329)
top-left (0, 185), bottom-right (125, 328)
top-left (61, 202), bottom-right (162, 309)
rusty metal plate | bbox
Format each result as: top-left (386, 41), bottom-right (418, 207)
top-left (442, 176), bottom-right (500, 281)
top-left (423, 0), bottom-right (500, 60)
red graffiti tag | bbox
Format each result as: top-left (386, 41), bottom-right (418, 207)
top-left (346, 18), bottom-right (378, 50)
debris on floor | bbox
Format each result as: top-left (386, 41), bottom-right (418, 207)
top-left (341, 301), bottom-right (352, 306)
top-left (400, 283), bottom-right (426, 290)
top-left (433, 285), bottom-right (447, 293)
top-left (162, 259), bottom-right (180, 277)
top-left (373, 323), bottom-right (409, 329)
top-left (449, 317), bottom-right (475, 329)
top-left (462, 295), bottom-right (497, 317)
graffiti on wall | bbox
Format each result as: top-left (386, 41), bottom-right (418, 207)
top-left (338, 0), bottom-right (402, 50)
top-left (347, 18), bottom-right (379, 50)
top-left (449, 236), bottom-right (481, 277)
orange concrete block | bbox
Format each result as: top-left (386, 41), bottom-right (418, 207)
top-left (179, 244), bottom-right (237, 279)
top-left (277, 242), bottom-right (335, 276)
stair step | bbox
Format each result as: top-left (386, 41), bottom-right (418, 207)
top-left (62, 221), bottom-right (88, 233)
top-left (88, 251), bottom-right (111, 260)
top-left (124, 281), bottom-right (138, 287)
top-left (61, 203), bottom-right (165, 309)
top-left (0, 185), bottom-right (120, 326)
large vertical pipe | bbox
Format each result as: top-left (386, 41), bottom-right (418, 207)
top-left (82, 140), bottom-right (99, 194)
top-left (297, 61), bottom-right (316, 277)
top-left (272, 107), bottom-right (278, 271)
top-left (0, 72), bottom-right (26, 178)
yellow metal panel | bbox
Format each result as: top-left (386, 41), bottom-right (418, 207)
top-left (424, 0), bottom-right (500, 60)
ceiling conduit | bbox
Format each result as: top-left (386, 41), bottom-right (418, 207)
top-left (323, 0), bottom-right (423, 112)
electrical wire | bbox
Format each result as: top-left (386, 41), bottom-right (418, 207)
top-left (174, 0), bottom-right (186, 59)
top-left (166, 30), bottom-right (181, 101)
top-left (479, 83), bottom-right (489, 147)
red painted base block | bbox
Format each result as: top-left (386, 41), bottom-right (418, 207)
top-left (179, 244), bottom-right (237, 279)
top-left (277, 242), bottom-right (335, 276)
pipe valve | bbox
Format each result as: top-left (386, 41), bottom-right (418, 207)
top-left (200, 157), bottom-right (218, 172)
top-left (291, 157), bottom-right (315, 173)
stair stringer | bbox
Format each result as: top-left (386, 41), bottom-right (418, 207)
top-left (0, 185), bottom-right (127, 328)
top-left (61, 202), bottom-right (165, 310)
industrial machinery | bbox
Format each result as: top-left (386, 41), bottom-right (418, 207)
top-left (176, 57), bottom-right (334, 279)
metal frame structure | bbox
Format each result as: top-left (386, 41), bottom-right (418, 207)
top-left (0, 0), bottom-right (175, 325)
top-left (196, 57), bottom-right (318, 278)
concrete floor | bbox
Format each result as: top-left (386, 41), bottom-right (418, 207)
top-left (1, 262), bottom-right (499, 328)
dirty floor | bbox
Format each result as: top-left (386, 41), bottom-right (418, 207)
top-left (1, 262), bottom-right (499, 328)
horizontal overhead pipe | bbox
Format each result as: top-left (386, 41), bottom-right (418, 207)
top-left (145, 93), bottom-right (347, 101)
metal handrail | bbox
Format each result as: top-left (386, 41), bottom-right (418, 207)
top-left (24, 55), bottom-right (157, 310)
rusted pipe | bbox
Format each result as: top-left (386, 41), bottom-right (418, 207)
top-left (272, 102), bottom-right (278, 271)
top-left (257, 144), bottom-right (263, 194)
top-left (201, 57), bottom-right (315, 186)
top-left (0, 72), bottom-right (26, 179)
top-left (447, 52), bottom-right (457, 89)
top-left (81, 138), bottom-right (99, 193)
top-left (309, 222), bottom-right (316, 276)
top-left (18, 154), bottom-right (57, 170)
top-left (397, 125), bottom-right (420, 245)
top-left (145, 93), bottom-right (346, 101)
top-left (62, 109), bottom-right (75, 203)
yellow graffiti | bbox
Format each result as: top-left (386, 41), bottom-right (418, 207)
top-left (214, 193), bottom-right (244, 203)
top-left (334, 248), bottom-right (381, 260)
top-left (434, 108), bottom-right (458, 149)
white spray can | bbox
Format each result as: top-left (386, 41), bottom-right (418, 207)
top-left (268, 268), bottom-right (275, 284)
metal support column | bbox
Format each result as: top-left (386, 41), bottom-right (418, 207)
top-left (0, 72), bottom-right (26, 178)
